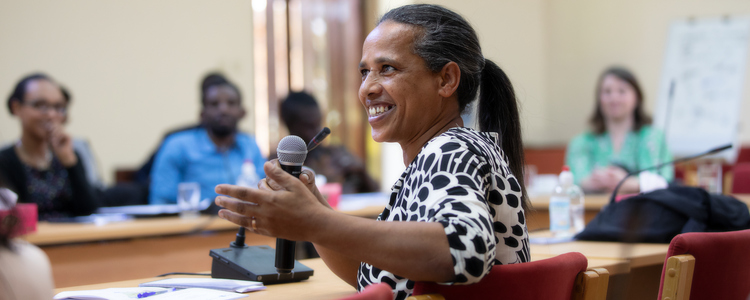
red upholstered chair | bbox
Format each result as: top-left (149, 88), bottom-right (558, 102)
top-left (406, 252), bottom-right (609, 300)
top-left (337, 282), bottom-right (393, 300)
top-left (731, 163), bottom-right (750, 193)
top-left (658, 229), bottom-right (750, 300)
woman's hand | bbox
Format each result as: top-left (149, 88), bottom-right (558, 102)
top-left (215, 160), bottom-right (332, 240)
top-left (585, 166), bottom-right (637, 193)
top-left (47, 123), bottom-right (77, 167)
top-left (258, 159), bottom-right (332, 210)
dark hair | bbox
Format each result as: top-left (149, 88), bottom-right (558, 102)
top-left (199, 72), bottom-right (242, 106)
top-left (380, 4), bottom-right (527, 207)
top-left (6, 73), bottom-right (70, 115)
top-left (280, 91), bottom-right (320, 127)
top-left (589, 66), bottom-right (652, 135)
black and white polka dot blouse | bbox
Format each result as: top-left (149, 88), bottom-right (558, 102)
top-left (357, 127), bottom-right (530, 300)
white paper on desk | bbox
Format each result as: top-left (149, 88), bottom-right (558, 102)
top-left (337, 192), bottom-right (389, 211)
top-left (54, 287), bottom-right (169, 300)
top-left (140, 278), bottom-right (265, 293)
top-left (97, 199), bottom-right (212, 215)
top-left (147, 288), bottom-right (246, 300)
top-left (529, 235), bottom-right (575, 245)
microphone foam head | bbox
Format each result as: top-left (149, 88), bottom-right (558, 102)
top-left (277, 135), bottom-right (307, 166)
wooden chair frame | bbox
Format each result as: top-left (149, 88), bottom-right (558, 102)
top-left (660, 254), bottom-right (696, 300)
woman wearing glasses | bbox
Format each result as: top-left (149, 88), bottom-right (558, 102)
top-left (0, 73), bottom-right (99, 220)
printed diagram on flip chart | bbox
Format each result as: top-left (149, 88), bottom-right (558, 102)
top-left (655, 16), bottom-right (750, 162)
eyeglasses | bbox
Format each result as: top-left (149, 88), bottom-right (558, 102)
top-left (23, 100), bottom-right (68, 115)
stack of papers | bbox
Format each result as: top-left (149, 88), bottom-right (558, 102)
top-left (139, 278), bottom-right (265, 293)
top-left (54, 287), bottom-right (246, 300)
top-left (54, 278), bottom-right (265, 300)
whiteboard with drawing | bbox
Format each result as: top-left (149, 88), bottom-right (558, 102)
top-left (654, 17), bottom-right (750, 163)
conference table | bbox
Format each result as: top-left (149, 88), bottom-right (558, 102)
top-left (54, 256), bottom-right (631, 300)
top-left (54, 258), bottom-right (358, 300)
top-left (25, 206), bottom-right (384, 288)
top-left (50, 236), bottom-right (654, 300)
top-left (32, 193), bottom-right (750, 298)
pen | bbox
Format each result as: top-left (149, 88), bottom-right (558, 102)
top-left (137, 288), bottom-right (177, 298)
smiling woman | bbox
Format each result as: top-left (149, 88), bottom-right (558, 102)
top-left (214, 4), bottom-right (529, 299)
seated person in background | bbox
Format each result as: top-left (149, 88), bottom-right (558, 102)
top-left (0, 178), bottom-right (55, 300)
top-left (133, 72), bottom-right (227, 185)
top-left (0, 73), bottom-right (100, 220)
top-left (566, 67), bottom-right (673, 194)
top-left (279, 91), bottom-right (379, 194)
top-left (107, 73), bottom-right (224, 206)
top-left (149, 75), bottom-right (266, 207)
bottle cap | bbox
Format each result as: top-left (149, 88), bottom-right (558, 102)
top-left (559, 165), bottom-right (573, 186)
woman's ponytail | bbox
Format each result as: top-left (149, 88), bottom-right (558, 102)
top-left (380, 5), bottom-right (528, 209)
top-left (479, 59), bottom-right (528, 209)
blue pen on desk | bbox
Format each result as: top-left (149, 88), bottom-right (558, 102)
top-left (137, 288), bottom-right (177, 298)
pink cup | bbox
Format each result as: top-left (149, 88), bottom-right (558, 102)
top-left (0, 203), bottom-right (38, 237)
top-left (319, 183), bottom-right (342, 209)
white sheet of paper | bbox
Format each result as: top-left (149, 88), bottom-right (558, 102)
top-left (147, 288), bottom-right (246, 300)
top-left (54, 287), bottom-right (169, 300)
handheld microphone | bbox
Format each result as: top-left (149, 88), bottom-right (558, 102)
top-left (275, 135), bottom-right (308, 273)
top-left (609, 143), bottom-right (733, 204)
top-left (307, 127), bottom-right (331, 152)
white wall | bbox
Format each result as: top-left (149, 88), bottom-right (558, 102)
top-left (425, 0), bottom-right (550, 145)
top-left (4, 0), bottom-right (750, 185)
top-left (0, 0), bottom-right (255, 184)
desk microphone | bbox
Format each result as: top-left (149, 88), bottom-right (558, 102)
top-left (609, 143), bottom-right (733, 204)
top-left (210, 134), bottom-right (326, 284)
top-left (275, 135), bottom-right (308, 273)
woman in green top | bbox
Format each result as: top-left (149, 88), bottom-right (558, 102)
top-left (566, 67), bottom-right (673, 193)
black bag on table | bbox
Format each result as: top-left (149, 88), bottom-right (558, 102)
top-left (574, 186), bottom-right (750, 243)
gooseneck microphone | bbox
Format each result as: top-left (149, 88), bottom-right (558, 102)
top-left (307, 127), bottom-right (331, 152)
top-left (609, 143), bottom-right (733, 204)
top-left (275, 135), bottom-right (308, 273)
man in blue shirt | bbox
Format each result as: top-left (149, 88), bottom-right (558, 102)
top-left (149, 76), bottom-right (265, 206)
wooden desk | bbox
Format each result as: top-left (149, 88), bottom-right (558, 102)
top-left (43, 192), bottom-right (750, 295)
top-left (25, 206), bottom-right (384, 247)
top-left (529, 231), bottom-right (671, 300)
top-left (55, 258), bottom-right (357, 300)
top-left (54, 256), bottom-right (629, 300)
top-left (24, 215), bottom-right (237, 246)
top-left (29, 207), bottom-right (383, 288)
top-left (530, 239), bottom-right (669, 268)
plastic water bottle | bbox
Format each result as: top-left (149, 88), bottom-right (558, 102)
top-left (567, 174), bottom-right (585, 234)
top-left (236, 160), bottom-right (260, 188)
top-left (550, 166), bottom-right (573, 237)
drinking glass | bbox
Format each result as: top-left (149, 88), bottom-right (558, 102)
top-left (177, 182), bottom-right (201, 219)
top-left (697, 161), bottom-right (722, 194)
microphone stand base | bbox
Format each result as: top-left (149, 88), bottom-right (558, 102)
top-left (209, 245), bottom-right (314, 284)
